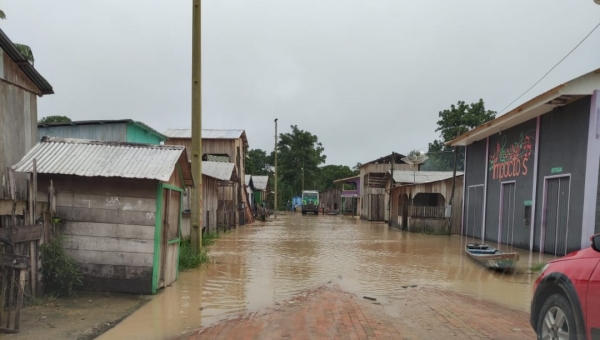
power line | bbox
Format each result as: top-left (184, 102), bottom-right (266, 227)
top-left (498, 20), bottom-right (600, 115)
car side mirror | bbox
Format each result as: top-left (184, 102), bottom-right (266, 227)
top-left (591, 234), bottom-right (600, 252)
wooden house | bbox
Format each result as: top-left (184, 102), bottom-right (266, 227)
top-left (13, 137), bottom-right (194, 295)
top-left (359, 153), bottom-right (413, 221)
top-left (319, 188), bottom-right (342, 213)
top-left (248, 175), bottom-right (269, 207)
top-left (164, 129), bottom-right (253, 227)
top-left (333, 175), bottom-right (360, 216)
top-left (0, 28), bottom-right (53, 228)
top-left (38, 119), bottom-right (167, 145)
top-left (181, 162), bottom-right (238, 237)
top-left (389, 172), bottom-right (463, 234)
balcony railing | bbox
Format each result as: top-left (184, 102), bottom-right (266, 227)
top-left (409, 205), bottom-right (445, 218)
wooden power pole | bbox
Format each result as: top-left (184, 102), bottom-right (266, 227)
top-left (274, 118), bottom-right (278, 218)
top-left (191, 0), bottom-right (203, 251)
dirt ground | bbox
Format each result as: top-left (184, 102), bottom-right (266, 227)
top-left (2, 291), bottom-right (150, 340)
top-left (181, 284), bottom-right (536, 340)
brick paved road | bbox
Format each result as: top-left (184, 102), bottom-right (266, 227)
top-left (181, 285), bottom-right (535, 340)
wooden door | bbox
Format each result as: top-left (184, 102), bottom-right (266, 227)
top-left (161, 188), bottom-right (182, 288)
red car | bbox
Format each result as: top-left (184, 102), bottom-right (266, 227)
top-left (530, 234), bottom-right (600, 340)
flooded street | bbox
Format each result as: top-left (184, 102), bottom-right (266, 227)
top-left (101, 214), bottom-right (554, 340)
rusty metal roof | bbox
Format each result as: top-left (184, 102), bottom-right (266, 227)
top-left (202, 161), bottom-right (237, 181)
top-left (163, 129), bottom-right (249, 147)
top-left (12, 137), bottom-right (193, 186)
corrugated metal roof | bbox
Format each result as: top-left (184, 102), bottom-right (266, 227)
top-left (202, 161), bottom-right (237, 181)
top-left (251, 176), bottom-right (269, 191)
top-left (37, 119), bottom-right (167, 141)
top-left (163, 129), bottom-right (249, 146)
top-left (389, 171), bottom-right (463, 184)
top-left (12, 137), bottom-right (193, 186)
top-left (0, 28), bottom-right (53, 95)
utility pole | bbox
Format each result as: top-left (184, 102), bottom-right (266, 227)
top-left (388, 152), bottom-right (394, 226)
top-left (274, 118), bottom-right (278, 218)
top-left (190, 0), bottom-right (203, 252)
top-left (448, 146), bottom-right (459, 232)
top-left (301, 165), bottom-right (304, 191)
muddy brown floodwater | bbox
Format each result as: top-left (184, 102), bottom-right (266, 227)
top-left (100, 214), bottom-right (557, 340)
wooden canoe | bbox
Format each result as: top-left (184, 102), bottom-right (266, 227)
top-left (465, 243), bottom-right (519, 270)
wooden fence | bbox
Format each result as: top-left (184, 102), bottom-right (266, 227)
top-left (409, 206), bottom-right (445, 219)
top-left (1, 161), bottom-right (54, 333)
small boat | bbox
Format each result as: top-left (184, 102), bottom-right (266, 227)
top-left (465, 243), bottom-right (519, 270)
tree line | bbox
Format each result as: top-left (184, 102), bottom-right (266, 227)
top-left (247, 99), bottom-right (497, 207)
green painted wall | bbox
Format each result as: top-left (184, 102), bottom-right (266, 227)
top-left (126, 123), bottom-right (164, 144)
top-left (252, 191), bottom-right (263, 205)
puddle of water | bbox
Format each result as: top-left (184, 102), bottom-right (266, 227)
top-left (100, 214), bottom-right (557, 340)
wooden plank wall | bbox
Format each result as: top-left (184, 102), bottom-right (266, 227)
top-left (37, 174), bottom-right (157, 294)
top-left (389, 176), bottom-right (464, 234)
top-left (203, 175), bottom-right (218, 233)
top-left (0, 52), bottom-right (39, 201)
top-left (165, 139), bottom-right (192, 160)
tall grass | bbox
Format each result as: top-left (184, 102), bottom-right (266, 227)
top-left (530, 262), bottom-right (546, 273)
top-left (179, 232), bottom-right (220, 271)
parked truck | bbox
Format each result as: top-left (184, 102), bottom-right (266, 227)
top-left (301, 190), bottom-right (319, 215)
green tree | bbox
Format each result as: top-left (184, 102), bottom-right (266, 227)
top-left (318, 165), bottom-right (358, 190)
top-left (245, 148), bottom-right (271, 175)
top-left (0, 10), bottom-right (6, 20)
top-left (276, 125), bottom-right (326, 204)
top-left (425, 99), bottom-right (496, 171)
top-left (38, 115), bottom-right (72, 124)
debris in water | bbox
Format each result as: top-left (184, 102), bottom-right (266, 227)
top-left (363, 296), bottom-right (377, 301)
top-left (373, 302), bottom-right (381, 305)
top-left (338, 275), bottom-right (342, 279)
top-left (401, 286), bottom-right (408, 288)
top-left (327, 280), bottom-right (332, 284)
top-left (410, 285), bottom-right (417, 288)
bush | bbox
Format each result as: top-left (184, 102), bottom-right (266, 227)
top-left (40, 235), bottom-right (83, 297)
top-left (202, 232), bottom-right (219, 247)
top-left (179, 233), bottom-right (220, 271)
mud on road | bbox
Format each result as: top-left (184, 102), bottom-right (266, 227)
top-left (3, 291), bottom-right (150, 340)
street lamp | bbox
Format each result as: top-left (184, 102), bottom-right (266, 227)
top-left (274, 118), bottom-right (278, 218)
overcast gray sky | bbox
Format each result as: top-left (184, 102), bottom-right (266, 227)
top-left (2, 1), bottom-right (599, 167)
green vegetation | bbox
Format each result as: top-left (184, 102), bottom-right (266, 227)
top-left (39, 115), bottom-right (72, 124)
top-left (179, 232), bottom-right (220, 271)
top-left (530, 262), bottom-right (546, 273)
top-left (40, 235), bottom-right (83, 297)
top-left (416, 227), bottom-right (450, 235)
top-left (423, 99), bottom-right (496, 171)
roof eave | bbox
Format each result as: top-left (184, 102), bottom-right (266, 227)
top-left (448, 67), bottom-right (600, 147)
top-left (0, 28), bottom-right (53, 95)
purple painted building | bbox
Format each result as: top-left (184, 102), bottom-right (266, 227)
top-left (333, 175), bottom-right (361, 215)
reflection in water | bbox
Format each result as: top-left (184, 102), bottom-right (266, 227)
top-left (100, 214), bottom-right (556, 340)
